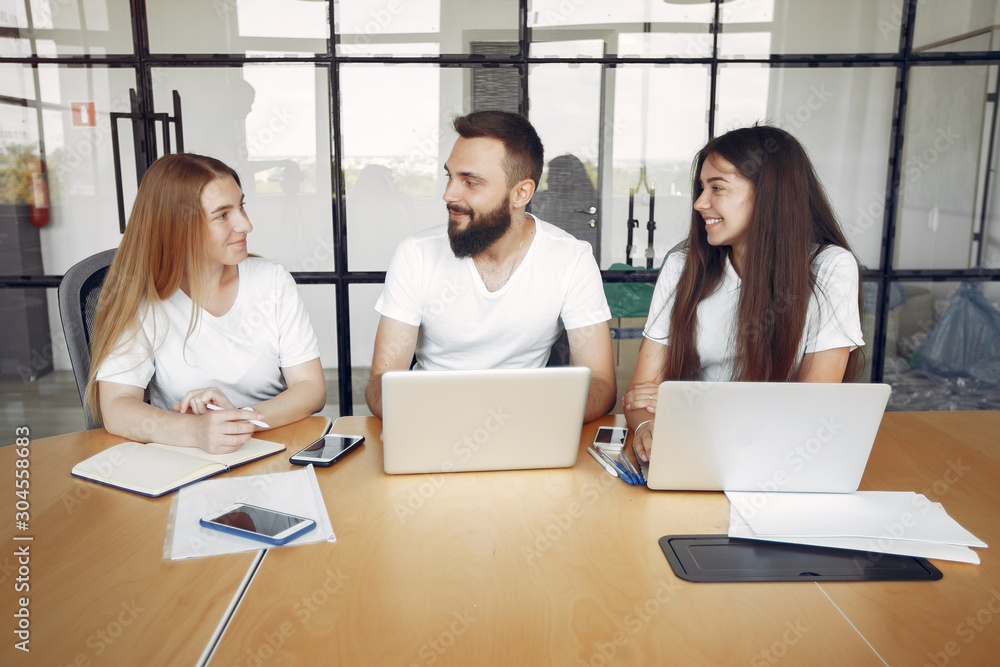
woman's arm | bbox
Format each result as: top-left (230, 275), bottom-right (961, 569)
top-left (246, 358), bottom-right (327, 428)
top-left (100, 381), bottom-right (259, 454)
top-left (176, 358), bottom-right (327, 427)
top-left (797, 347), bottom-right (850, 382)
top-left (623, 337), bottom-right (669, 462)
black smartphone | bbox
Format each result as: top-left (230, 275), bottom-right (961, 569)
top-left (289, 434), bottom-right (365, 467)
top-left (200, 503), bottom-right (316, 546)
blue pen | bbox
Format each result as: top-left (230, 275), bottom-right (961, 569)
top-left (598, 448), bottom-right (636, 485)
top-left (618, 453), bottom-right (644, 486)
top-left (613, 460), bottom-right (637, 485)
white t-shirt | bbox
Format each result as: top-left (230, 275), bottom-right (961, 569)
top-left (96, 257), bottom-right (320, 410)
top-left (375, 216), bottom-right (611, 370)
top-left (643, 246), bottom-right (864, 381)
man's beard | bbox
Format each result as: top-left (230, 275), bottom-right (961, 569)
top-left (447, 195), bottom-right (512, 258)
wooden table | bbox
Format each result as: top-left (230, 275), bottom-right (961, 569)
top-left (210, 411), bottom-right (1000, 666)
top-left (1, 417), bottom-right (329, 667)
top-left (4, 412), bottom-right (998, 666)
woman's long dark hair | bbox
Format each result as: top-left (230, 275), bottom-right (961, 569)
top-left (665, 125), bottom-right (862, 382)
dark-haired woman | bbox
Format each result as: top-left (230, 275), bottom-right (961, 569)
top-left (625, 126), bottom-right (864, 462)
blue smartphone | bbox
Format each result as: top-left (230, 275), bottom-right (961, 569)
top-left (199, 503), bottom-right (316, 546)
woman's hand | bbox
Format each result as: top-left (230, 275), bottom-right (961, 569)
top-left (632, 419), bottom-right (655, 463)
top-left (183, 410), bottom-right (258, 455)
top-left (174, 387), bottom-right (266, 454)
top-left (99, 381), bottom-right (260, 454)
top-left (174, 387), bottom-right (237, 415)
top-left (625, 381), bottom-right (661, 462)
top-left (624, 381), bottom-right (660, 414)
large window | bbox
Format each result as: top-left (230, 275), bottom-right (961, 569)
top-left (2, 0), bottom-right (999, 428)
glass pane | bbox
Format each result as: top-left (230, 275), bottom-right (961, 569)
top-left (1, 64), bottom-right (136, 390)
top-left (882, 280), bottom-right (1000, 411)
top-left (913, 0), bottom-right (1000, 52)
top-left (606, 64), bottom-right (710, 269)
top-left (716, 64), bottom-right (896, 270)
top-left (719, 0), bottom-right (902, 57)
top-left (0, 0), bottom-right (133, 57)
top-left (528, 0), bottom-right (713, 58)
top-left (349, 283), bottom-right (383, 416)
top-left (895, 65), bottom-right (989, 270)
top-left (146, 0), bottom-right (328, 56)
top-left (984, 69), bottom-right (1000, 270)
top-left (336, 0), bottom-right (517, 57)
top-left (859, 279), bottom-right (880, 383)
top-left (342, 64), bottom-right (495, 272)
top-left (151, 65), bottom-right (333, 272)
top-left (528, 63), bottom-right (602, 257)
top-left (296, 284), bottom-right (344, 419)
top-left (0, 287), bottom-right (87, 438)
top-left (6, 65), bottom-right (139, 274)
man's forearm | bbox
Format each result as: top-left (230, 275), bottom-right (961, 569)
top-left (583, 374), bottom-right (617, 423)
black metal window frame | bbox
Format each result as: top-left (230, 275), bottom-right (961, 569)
top-left (2, 0), bottom-right (999, 414)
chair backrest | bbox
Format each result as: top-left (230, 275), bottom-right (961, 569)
top-left (58, 249), bottom-right (116, 429)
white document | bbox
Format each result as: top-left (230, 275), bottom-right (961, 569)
top-left (165, 465), bottom-right (336, 560)
top-left (727, 504), bottom-right (980, 564)
top-left (726, 491), bottom-right (986, 565)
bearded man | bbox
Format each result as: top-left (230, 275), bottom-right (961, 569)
top-left (365, 111), bottom-right (615, 422)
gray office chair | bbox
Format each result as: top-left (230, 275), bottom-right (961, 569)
top-left (58, 249), bottom-right (116, 429)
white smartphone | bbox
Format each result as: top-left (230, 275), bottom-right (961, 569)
top-left (593, 426), bottom-right (628, 452)
top-left (289, 434), bottom-right (365, 467)
top-left (199, 503), bottom-right (316, 546)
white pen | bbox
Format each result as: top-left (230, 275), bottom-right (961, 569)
top-left (587, 447), bottom-right (619, 477)
top-left (205, 403), bottom-right (270, 429)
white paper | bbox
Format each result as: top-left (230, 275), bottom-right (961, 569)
top-left (727, 504), bottom-right (981, 565)
top-left (726, 491), bottom-right (987, 547)
top-left (166, 465), bottom-right (335, 560)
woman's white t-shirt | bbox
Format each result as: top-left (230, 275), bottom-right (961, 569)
top-left (643, 246), bottom-right (864, 381)
top-left (96, 257), bottom-right (320, 410)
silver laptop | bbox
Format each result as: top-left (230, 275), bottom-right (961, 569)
top-left (381, 367), bottom-right (591, 474)
top-left (635, 382), bottom-right (891, 492)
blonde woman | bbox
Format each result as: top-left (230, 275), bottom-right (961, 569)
top-left (87, 153), bottom-right (325, 453)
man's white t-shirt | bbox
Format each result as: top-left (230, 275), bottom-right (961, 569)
top-left (375, 216), bottom-right (611, 370)
top-left (643, 245), bottom-right (864, 380)
top-left (96, 257), bottom-right (320, 410)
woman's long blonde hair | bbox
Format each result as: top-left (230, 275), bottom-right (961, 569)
top-left (85, 153), bottom-right (242, 423)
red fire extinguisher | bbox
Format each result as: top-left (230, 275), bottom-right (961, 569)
top-left (28, 157), bottom-right (50, 228)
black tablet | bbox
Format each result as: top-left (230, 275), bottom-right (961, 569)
top-left (659, 535), bottom-right (943, 583)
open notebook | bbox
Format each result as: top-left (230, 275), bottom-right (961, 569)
top-left (636, 382), bottom-right (891, 492)
top-left (381, 367), bottom-right (591, 474)
top-left (72, 438), bottom-right (285, 497)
